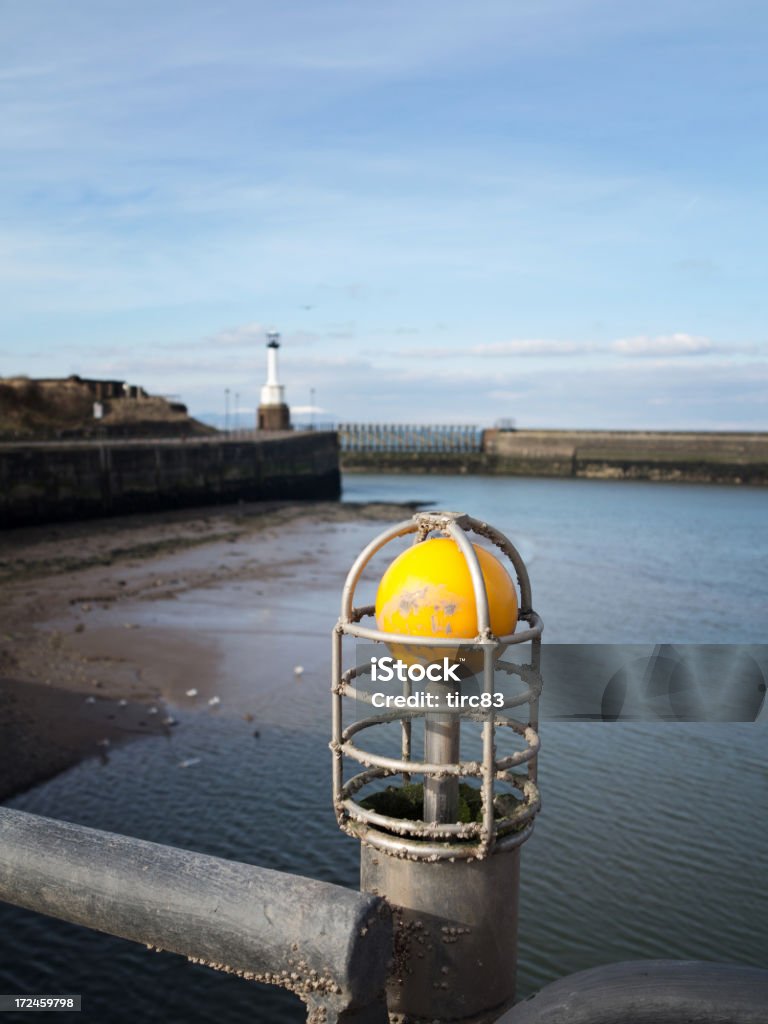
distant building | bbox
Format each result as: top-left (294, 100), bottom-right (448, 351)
top-left (33, 375), bottom-right (148, 401)
top-left (257, 332), bottom-right (291, 431)
top-left (0, 374), bottom-right (207, 440)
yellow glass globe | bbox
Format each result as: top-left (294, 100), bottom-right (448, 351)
top-left (375, 537), bottom-right (518, 650)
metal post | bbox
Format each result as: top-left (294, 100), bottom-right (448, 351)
top-left (361, 845), bottom-right (521, 1022)
top-left (423, 678), bottom-right (460, 824)
top-left (334, 511), bottom-right (543, 1024)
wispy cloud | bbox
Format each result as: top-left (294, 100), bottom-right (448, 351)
top-left (472, 339), bottom-right (593, 357)
top-left (611, 333), bottom-right (714, 357)
top-left (2, 1), bottom-right (767, 430)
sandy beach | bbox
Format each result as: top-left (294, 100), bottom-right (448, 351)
top-left (0, 498), bottom-right (417, 801)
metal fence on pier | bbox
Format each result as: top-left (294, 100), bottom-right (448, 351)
top-left (338, 423), bottom-right (482, 453)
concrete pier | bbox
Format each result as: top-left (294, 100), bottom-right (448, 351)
top-left (0, 431), bottom-right (340, 528)
top-left (341, 429), bottom-right (768, 485)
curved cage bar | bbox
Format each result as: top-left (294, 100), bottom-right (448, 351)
top-left (331, 510), bottom-right (543, 862)
top-left (340, 615), bottom-right (543, 647)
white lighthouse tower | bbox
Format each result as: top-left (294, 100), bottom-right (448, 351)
top-left (257, 331), bottom-right (291, 431)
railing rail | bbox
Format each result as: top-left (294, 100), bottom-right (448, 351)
top-left (0, 808), bottom-right (391, 1023)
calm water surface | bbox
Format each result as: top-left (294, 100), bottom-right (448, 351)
top-left (1, 475), bottom-right (766, 1022)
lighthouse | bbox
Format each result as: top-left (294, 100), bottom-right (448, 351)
top-left (257, 331), bottom-right (291, 431)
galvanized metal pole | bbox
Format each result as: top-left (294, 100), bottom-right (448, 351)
top-left (423, 677), bottom-right (460, 823)
top-left (422, 518), bottom-right (493, 825)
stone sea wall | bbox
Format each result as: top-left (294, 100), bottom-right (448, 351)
top-left (342, 429), bottom-right (768, 485)
top-left (0, 431), bottom-right (341, 528)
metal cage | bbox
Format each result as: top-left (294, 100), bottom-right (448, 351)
top-left (331, 510), bottom-right (543, 861)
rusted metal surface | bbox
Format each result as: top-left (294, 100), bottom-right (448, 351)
top-left (0, 807), bottom-right (391, 1023)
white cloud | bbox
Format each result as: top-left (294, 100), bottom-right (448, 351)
top-left (611, 333), bottom-right (714, 357)
top-left (472, 339), bottom-right (592, 356)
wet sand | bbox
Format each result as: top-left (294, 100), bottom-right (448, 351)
top-left (0, 499), bottom-right (418, 801)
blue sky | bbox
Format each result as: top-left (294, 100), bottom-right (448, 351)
top-left (1, 0), bottom-right (766, 428)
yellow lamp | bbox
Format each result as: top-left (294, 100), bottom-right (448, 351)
top-left (375, 537), bottom-right (518, 661)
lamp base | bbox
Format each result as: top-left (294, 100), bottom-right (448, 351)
top-left (361, 843), bottom-right (520, 1023)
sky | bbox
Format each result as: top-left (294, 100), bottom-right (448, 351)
top-left (1, 0), bottom-right (767, 428)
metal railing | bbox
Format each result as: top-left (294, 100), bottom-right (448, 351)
top-left (2, 811), bottom-right (767, 1023)
top-left (0, 807), bottom-right (391, 1023)
top-left (338, 424), bottom-right (482, 453)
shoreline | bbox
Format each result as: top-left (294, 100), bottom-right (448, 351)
top-left (0, 498), bottom-right (420, 803)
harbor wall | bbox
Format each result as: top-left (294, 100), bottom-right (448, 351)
top-left (0, 431), bottom-right (341, 528)
top-left (341, 429), bottom-right (768, 485)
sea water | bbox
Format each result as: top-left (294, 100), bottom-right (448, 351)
top-left (1, 475), bottom-right (766, 1022)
